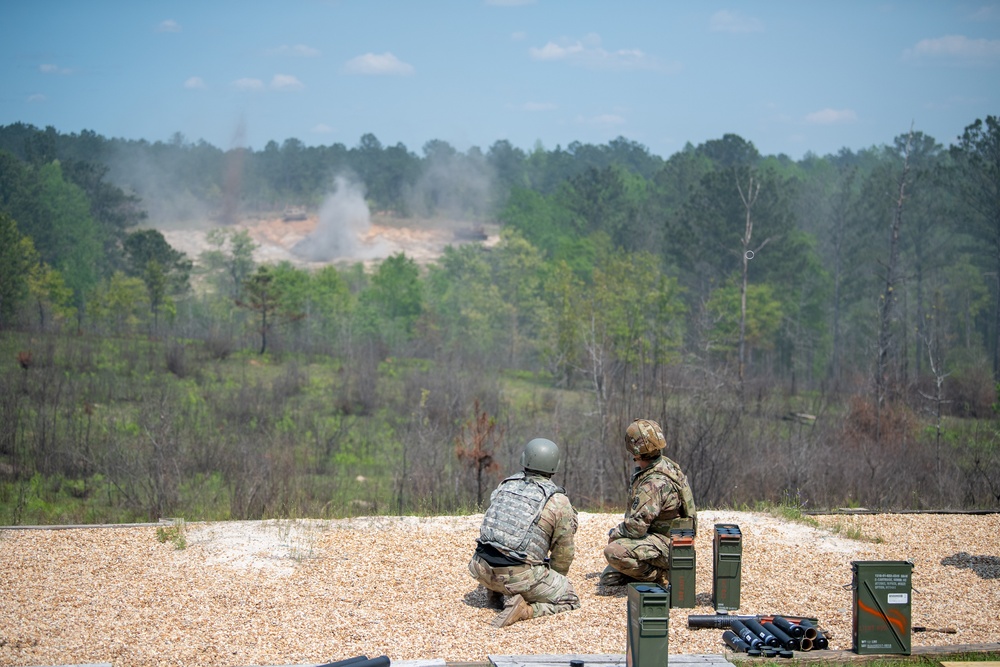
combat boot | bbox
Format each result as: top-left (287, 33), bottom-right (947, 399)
top-left (599, 565), bottom-right (636, 587)
top-left (487, 589), bottom-right (505, 610)
top-left (492, 594), bottom-right (532, 627)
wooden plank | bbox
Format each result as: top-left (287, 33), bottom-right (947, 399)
top-left (737, 643), bottom-right (1000, 663)
top-left (489, 654), bottom-right (625, 667)
top-left (0, 522), bottom-right (165, 530)
top-left (914, 645), bottom-right (1000, 654)
top-left (803, 509), bottom-right (1000, 515)
top-left (488, 654), bottom-right (732, 667)
top-left (252, 662), bottom-right (445, 667)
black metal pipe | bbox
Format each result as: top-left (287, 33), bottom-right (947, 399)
top-left (722, 629), bottom-right (751, 652)
top-left (316, 658), bottom-right (369, 667)
top-left (687, 614), bottom-right (738, 629)
top-left (771, 615), bottom-right (805, 638)
top-left (688, 613), bottom-right (817, 630)
top-left (730, 619), bottom-right (763, 649)
top-left (744, 618), bottom-right (780, 647)
top-left (763, 621), bottom-right (797, 650)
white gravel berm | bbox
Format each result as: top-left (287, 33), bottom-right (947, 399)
top-left (1, 511), bottom-right (998, 667)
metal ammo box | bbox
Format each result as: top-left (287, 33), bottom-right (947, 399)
top-left (711, 523), bottom-right (742, 612)
top-left (668, 528), bottom-right (696, 608)
top-left (851, 560), bottom-right (913, 655)
top-left (626, 582), bottom-right (670, 667)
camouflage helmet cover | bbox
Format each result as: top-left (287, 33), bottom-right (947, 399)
top-left (520, 437), bottom-right (561, 475)
top-left (625, 419), bottom-right (666, 458)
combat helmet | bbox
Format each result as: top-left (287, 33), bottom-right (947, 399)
top-left (520, 438), bottom-right (561, 475)
top-left (625, 419), bottom-right (666, 458)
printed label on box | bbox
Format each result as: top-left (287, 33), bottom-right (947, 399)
top-left (887, 593), bottom-right (908, 604)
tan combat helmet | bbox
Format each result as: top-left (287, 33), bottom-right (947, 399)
top-left (625, 419), bottom-right (666, 458)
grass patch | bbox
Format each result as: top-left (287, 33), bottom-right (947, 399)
top-left (155, 519), bottom-right (187, 549)
top-left (754, 496), bottom-right (821, 528)
top-left (828, 519), bottom-right (884, 543)
top-left (731, 653), bottom-right (1000, 667)
top-left (271, 517), bottom-right (325, 562)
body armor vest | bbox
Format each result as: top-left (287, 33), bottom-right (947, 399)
top-left (643, 456), bottom-right (698, 536)
top-left (478, 472), bottom-right (562, 565)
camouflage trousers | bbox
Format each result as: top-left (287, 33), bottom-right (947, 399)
top-left (468, 555), bottom-right (580, 618)
top-left (604, 533), bottom-right (671, 581)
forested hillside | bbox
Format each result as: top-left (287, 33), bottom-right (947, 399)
top-left (1, 119), bottom-right (998, 524)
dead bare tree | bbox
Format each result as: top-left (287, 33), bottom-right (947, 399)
top-left (736, 171), bottom-right (770, 403)
top-left (874, 127), bottom-right (914, 439)
top-left (578, 310), bottom-right (612, 501)
top-left (917, 329), bottom-right (952, 501)
top-left (455, 399), bottom-right (505, 508)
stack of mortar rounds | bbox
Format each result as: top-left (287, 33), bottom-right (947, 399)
top-left (713, 615), bottom-right (829, 657)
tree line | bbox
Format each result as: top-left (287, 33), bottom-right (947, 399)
top-left (0, 118), bottom-right (999, 522)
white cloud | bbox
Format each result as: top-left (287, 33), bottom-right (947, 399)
top-left (343, 52), bottom-right (415, 75)
top-left (270, 74), bottom-right (304, 90)
top-left (39, 63), bottom-right (72, 75)
top-left (904, 35), bottom-right (1000, 62)
top-left (232, 78), bottom-right (265, 91)
top-left (312, 123), bottom-right (334, 134)
top-left (528, 33), bottom-right (668, 70)
top-left (27, 93), bottom-right (46, 103)
top-left (530, 41), bottom-right (586, 60)
top-left (267, 44), bottom-right (321, 57)
top-left (577, 113), bottom-right (627, 127)
top-left (157, 19), bottom-right (181, 33)
top-left (804, 108), bottom-right (858, 125)
top-left (520, 101), bottom-right (556, 111)
top-left (710, 10), bottom-right (764, 34)
top-left (184, 77), bottom-right (207, 90)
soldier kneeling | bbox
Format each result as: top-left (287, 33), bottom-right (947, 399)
top-left (469, 438), bottom-right (580, 627)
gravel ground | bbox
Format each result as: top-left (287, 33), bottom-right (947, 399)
top-left (1, 510), bottom-right (998, 667)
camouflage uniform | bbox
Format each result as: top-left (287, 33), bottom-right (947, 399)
top-left (469, 472), bottom-right (580, 618)
top-left (604, 455), bottom-right (696, 582)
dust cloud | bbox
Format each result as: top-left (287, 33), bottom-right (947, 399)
top-left (291, 175), bottom-right (388, 262)
top-left (404, 147), bottom-right (495, 220)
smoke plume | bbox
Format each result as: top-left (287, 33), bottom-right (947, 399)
top-left (293, 175), bottom-right (384, 261)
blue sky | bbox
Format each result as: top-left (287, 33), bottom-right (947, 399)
top-left (2, 1), bottom-right (999, 160)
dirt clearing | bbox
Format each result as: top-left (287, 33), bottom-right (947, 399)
top-left (1, 511), bottom-right (998, 667)
top-left (158, 213), bottom-right (497, 273)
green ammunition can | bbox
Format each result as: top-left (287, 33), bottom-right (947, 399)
top-left (626, 582), bottom-right (670, 667)
top-left (851, 560), bottom-right (913, 655)
top-left (712, 523), bottom-right (742, 612)
top-left (668, 529), bottom-right (696, 608)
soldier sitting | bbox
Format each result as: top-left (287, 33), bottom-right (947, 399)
top-left (601, 418), bottom-right (697, 587)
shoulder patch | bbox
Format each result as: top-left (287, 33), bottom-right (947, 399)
top-left (632, 496), bottom-right (640, 510)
